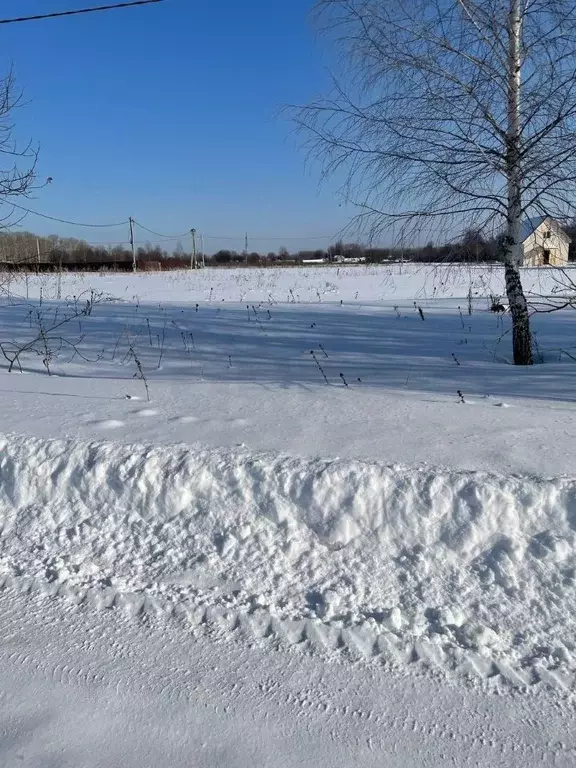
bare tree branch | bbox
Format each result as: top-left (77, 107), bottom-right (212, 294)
top-left (0, 69), bottom-right (40, 229)
top-left (289, 0), bottom-right (576, 364)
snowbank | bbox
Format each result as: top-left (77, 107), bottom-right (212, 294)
top-left (1, 433), bottom-right (575, 688)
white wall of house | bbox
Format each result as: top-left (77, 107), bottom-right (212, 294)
top-left (522, 218), bottom-right (570, 266)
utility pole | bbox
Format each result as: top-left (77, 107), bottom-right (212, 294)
top-left (36, 238), bottom-right (41, 274)
top-left (244, 232), bottom-right (248, 265)
top-left (191, 228), bottom-right (197, 269)
top-left (200, 233), bottom-right (205, 267)
top-left (129, 216), bottom-right (136, 272)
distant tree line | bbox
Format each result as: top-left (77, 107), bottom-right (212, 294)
top-left (0, 228), bottom-right (575, 272)
top-left (0, 232), bottom-right (194, 272)
top-left (211, 234), bottom-right (509, 264)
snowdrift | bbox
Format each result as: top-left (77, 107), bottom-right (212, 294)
top-left (0, 433), bottom-right (575, 688)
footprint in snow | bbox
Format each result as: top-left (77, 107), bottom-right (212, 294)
top-left (170, 415), bottom-right (248, 426)
top-left (135, 408), bottom-right (159, 417)
top-left (92, 419), bottom-right (125, 430)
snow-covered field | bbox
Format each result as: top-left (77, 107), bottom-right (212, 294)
top-left (1, 264), bottom-right (576, 766)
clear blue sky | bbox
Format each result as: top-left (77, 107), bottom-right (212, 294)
top-left (0, 0), bottom-right (350, 252)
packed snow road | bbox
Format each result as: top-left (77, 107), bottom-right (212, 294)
top-left (0, 587), bottom-right (575, 767)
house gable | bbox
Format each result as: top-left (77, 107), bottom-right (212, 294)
top-left (521, 216), bottom-right (571, 245)
top-left (521, 216), bottom-right (570, 266)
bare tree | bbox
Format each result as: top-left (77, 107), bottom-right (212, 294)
top-left (0, 69), bottom-right (39, 225)
top-left (293, 0), bottom-right (576, 364)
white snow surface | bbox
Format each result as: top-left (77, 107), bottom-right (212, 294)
top-left (1, 265), bottom-right (576, 763)
top-left (1, 432), bottom-right (576, 688)
top-left (3, 586), bottom-right (575, 768)
top-left (8, 261), bottom-right (566, 304)
top-left (1, 264), bottom-right (576, 475)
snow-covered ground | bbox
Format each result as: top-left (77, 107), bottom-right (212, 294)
top-left (2, 264), bottom-right (576, 474)
top-left (1, 264), bottom-right (576, 765)
top-left (4, 586), bottom-right (576, 767)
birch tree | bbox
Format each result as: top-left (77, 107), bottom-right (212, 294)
top-left (294, 0), bottom-right (576, 364)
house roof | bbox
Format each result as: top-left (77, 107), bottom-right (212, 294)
top-left (520, 216), bottom-right (548, 243)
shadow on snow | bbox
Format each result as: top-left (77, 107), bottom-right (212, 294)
top-left (1, 297), bottom-right (575, 403)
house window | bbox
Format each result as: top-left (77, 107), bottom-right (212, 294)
top-left (543, 249), bottom-right (551, 265)
top-left (544, 230), bottom-right (552, 239)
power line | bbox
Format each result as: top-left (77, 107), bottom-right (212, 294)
top-left (132, 222), bottom-right (335, 245)
top-left (202, 234), bottom-right (335, 241)
top-left (133, 220), bottom-right (190, 239)
top-left (2, 203), bottom-right (338, 241)
top-left (85, 238), bottom-right (179, 245)
top-left (0, 0), bottom-right (164, 25)
top-left (4, 205), bottom-right (338, 240)
top-left (87, 234), bottom-right (187, 244)
top-left (7, 201), bottom-right (128, 228)
top-left (133, 234), bottom-right (189, 243)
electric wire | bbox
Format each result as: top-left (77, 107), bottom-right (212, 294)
top-left (0, 0), bottom-right (163, 25)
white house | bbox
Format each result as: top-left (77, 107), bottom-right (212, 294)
top-left (521, 216), bottom-right (570, 266)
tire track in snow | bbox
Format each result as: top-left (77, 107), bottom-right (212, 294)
top-left (1, 587), bottom-right (575, 766)
top-left (0, 562), bottom-right (570, 695)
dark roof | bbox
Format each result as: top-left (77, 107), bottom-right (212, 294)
top-left (520, 216), bottom-right (548, 242)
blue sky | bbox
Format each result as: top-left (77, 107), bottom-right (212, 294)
top-left (0, 1), bottom-right (349, 252)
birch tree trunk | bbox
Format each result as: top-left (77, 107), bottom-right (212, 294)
top-left (505, 0), bottom-right (533, 365)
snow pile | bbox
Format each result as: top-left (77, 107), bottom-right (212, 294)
top-left (1, 433), bottom-right (575, 687)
